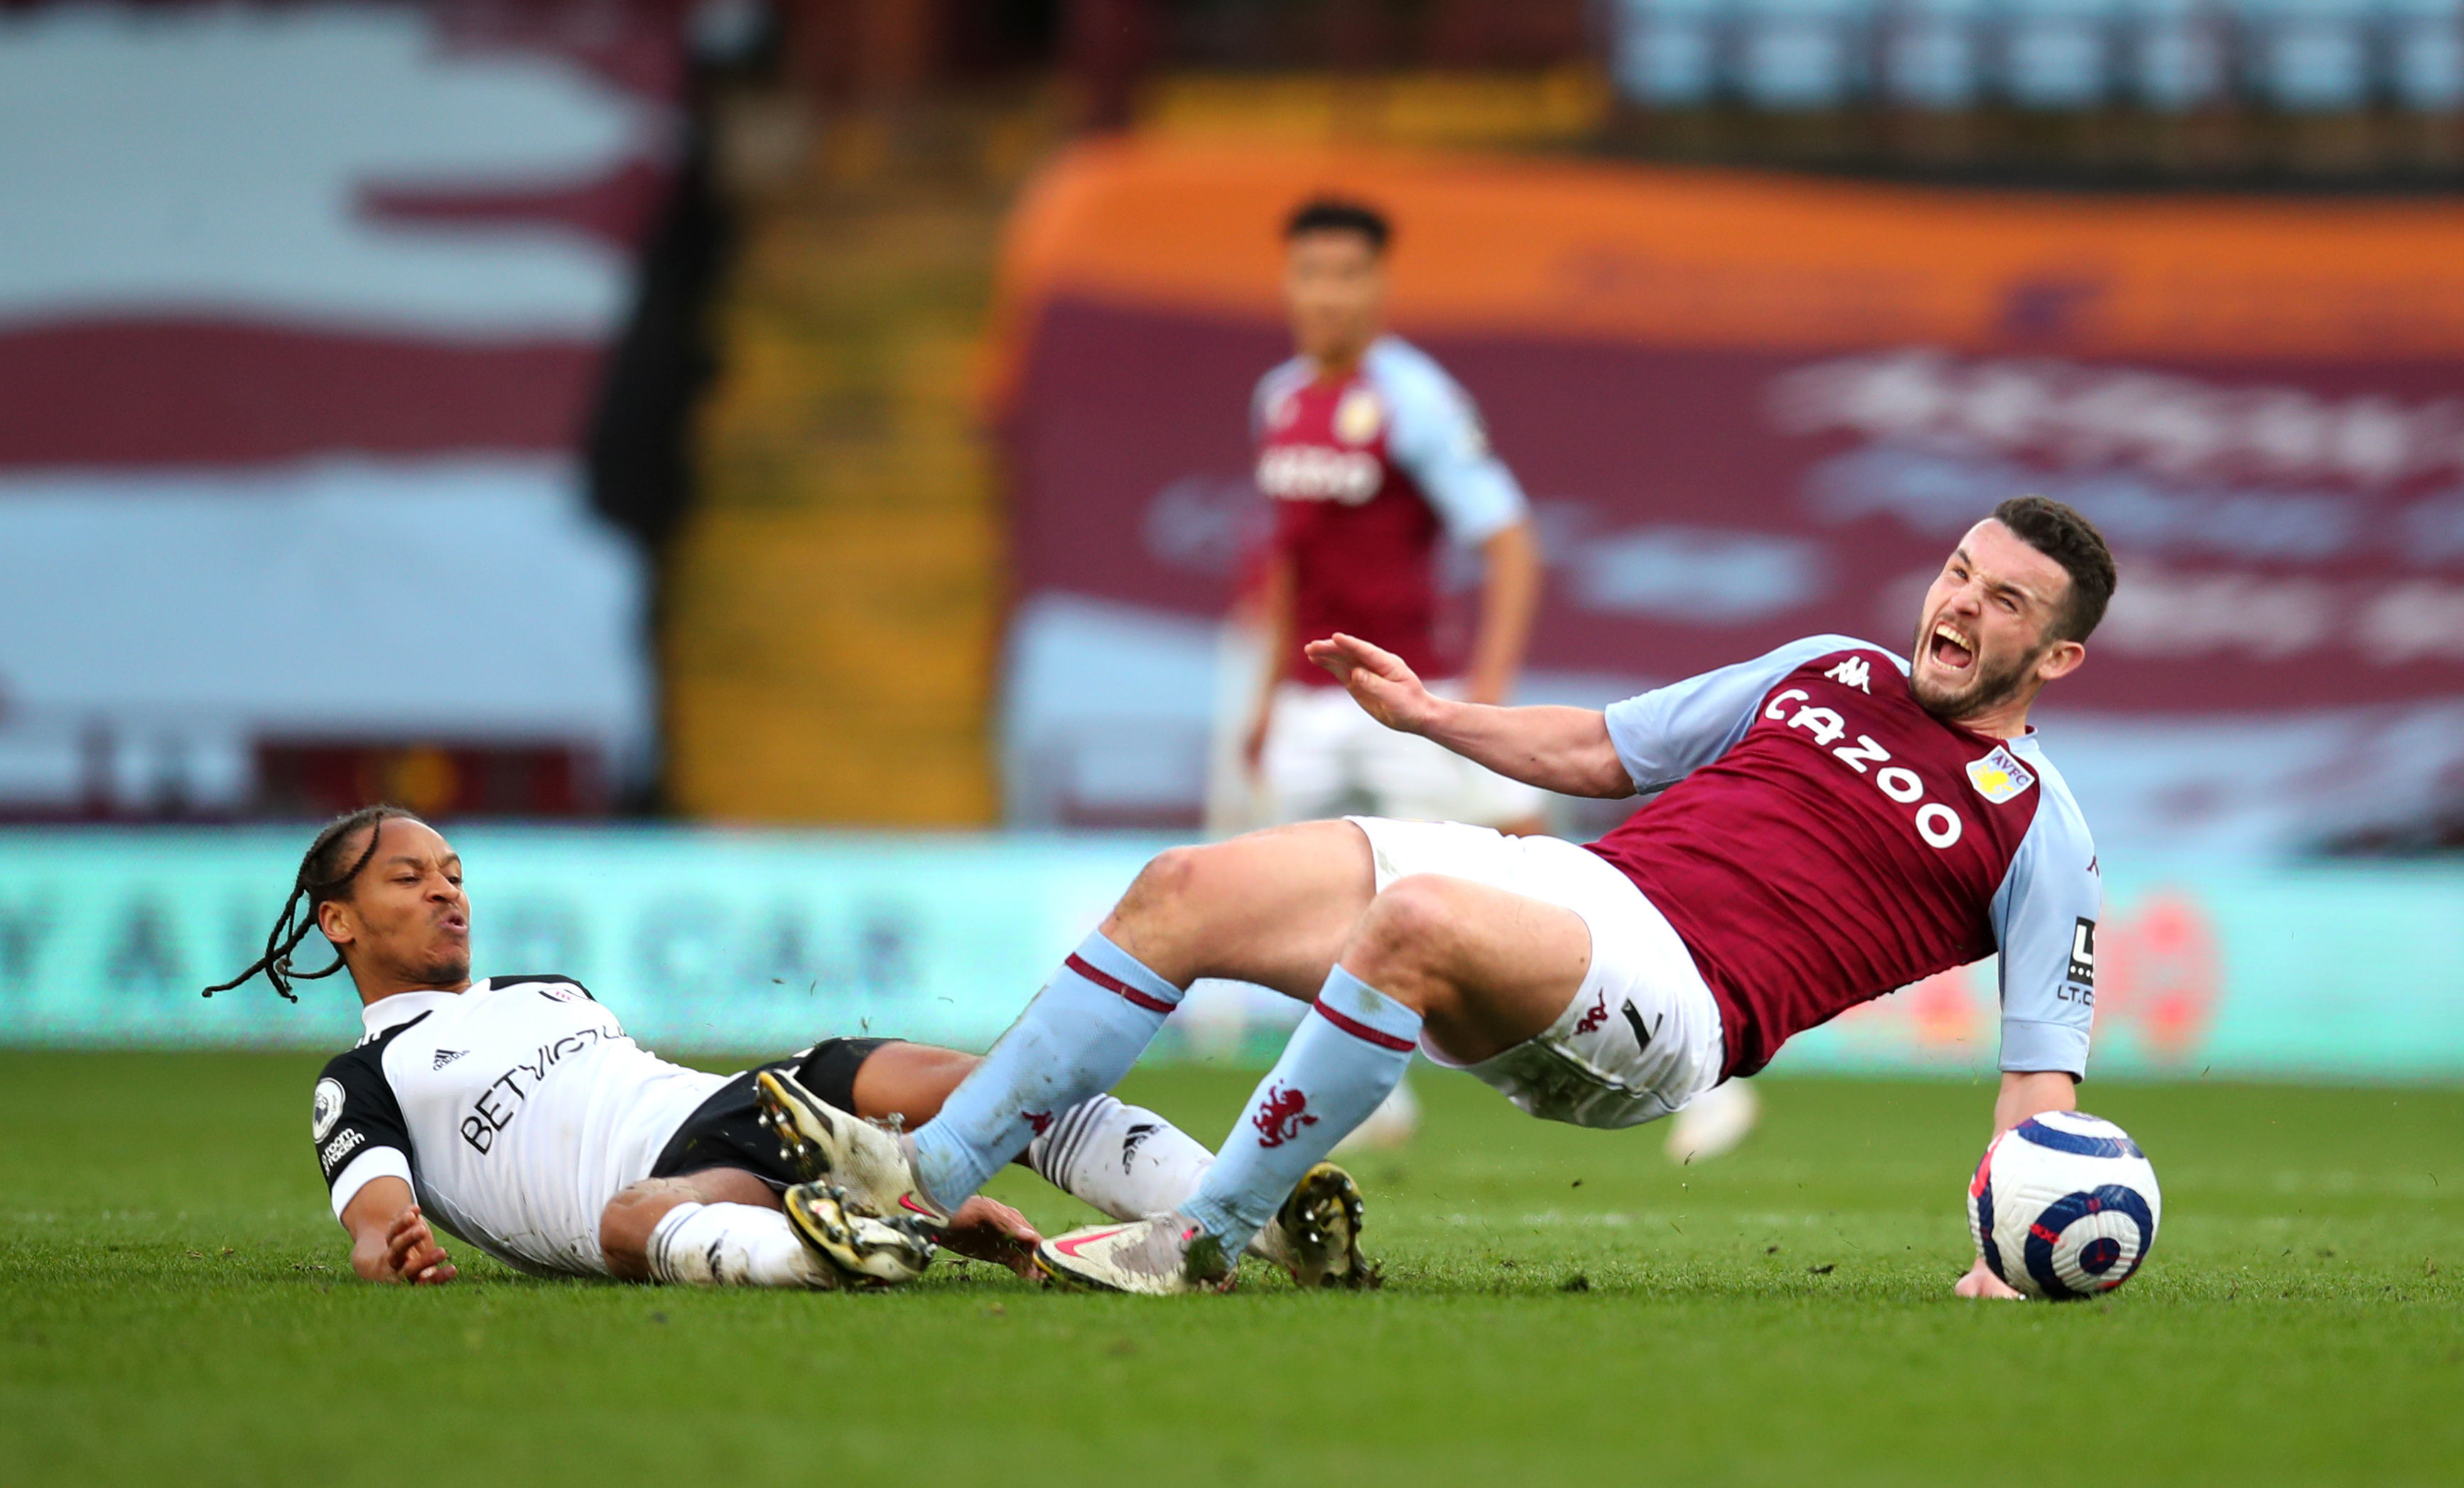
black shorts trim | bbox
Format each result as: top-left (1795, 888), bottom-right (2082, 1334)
top-left (649, 1038), bottom-right (898, 1189)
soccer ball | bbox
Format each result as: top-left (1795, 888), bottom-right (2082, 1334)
top-left (1967, 1110), bottom-right (2161, 1300)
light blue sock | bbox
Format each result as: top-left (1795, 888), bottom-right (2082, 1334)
top-left (909, 931), bottom-right (1182, 1210)
top-left (1180, 966), bottom-right (1420, 1251)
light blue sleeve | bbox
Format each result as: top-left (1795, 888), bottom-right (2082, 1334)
top-left (1370, 340), bottom-right (1528, 545)
top-left (1601, 634), bottom-right (1894, 793)
top-left (1987, 766), bottom-right (2101, 1077)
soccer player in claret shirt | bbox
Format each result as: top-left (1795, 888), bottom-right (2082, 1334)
top-left (1241, 197), bottom-right (1546, 835)
top-left (754, 496), bottom-right (2114, 1296)
top-left (209, 810), bottom-right (1370, 1290)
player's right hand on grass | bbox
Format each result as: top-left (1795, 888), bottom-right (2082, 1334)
top-left (364, 1202), bottom-right (458, 1286)
top-left (1306, 632), bottom-right (1442, 736)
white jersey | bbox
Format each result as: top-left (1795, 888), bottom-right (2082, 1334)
top-left (311, 976), bottom-right (729, 1276)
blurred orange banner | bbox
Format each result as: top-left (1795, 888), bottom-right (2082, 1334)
top-left (995, 137), bottom-right (2464, 371)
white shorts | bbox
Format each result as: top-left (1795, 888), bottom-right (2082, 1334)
top-left (1349, 815), bottom-right (1727, 1131)
top-left (1263, 680), bottom-right (1548, 828)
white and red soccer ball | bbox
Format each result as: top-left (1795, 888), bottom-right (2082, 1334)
top-left (1968, 1111), bottom-right (2161, 1300)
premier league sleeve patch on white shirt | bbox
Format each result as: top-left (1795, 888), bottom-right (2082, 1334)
top-left (311, 1078), bottom-right (345, 1141)
top-left (1967, 746), bottom-right (2037, 803)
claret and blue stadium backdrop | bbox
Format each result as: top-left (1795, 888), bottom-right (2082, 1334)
top-left (990, 141), bottom-right (2464, 857)
top-left (1, 830), bottom-right (2458, 1080)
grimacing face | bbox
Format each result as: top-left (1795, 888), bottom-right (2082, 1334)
top-left (1908, 519), bottom-right (2080, 724)
top-left (1283, 228), bottom-right (1385, 367)
top-left (315, 817), bottom-right (472, 990)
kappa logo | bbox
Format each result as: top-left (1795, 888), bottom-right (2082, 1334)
top-left (1572, 992), bottom-right (1610, 1036)
top-left (1822, 656), bottom-right (1873, 693)
top-left (432, 1048), bottom-right (468, 1070)
top-left (1251, 1085), bottom-right (1318, 1148)
top-left (1966, 745), bottom-right (2038, 804)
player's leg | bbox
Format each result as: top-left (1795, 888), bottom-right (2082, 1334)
top-left (1039, 870), bottom-right (1592, 1293)
top-left (793, 1038), bottom-right (1238, 1224)
top-left (887, 820), bottom-right (1377, 1216)
top-left (1178, 872), bottom-right (1589, 1243)
top-left (600, 1169), bottom-right (926, 1288)
top-left (756, 1033), bottom-right (1368, 1282)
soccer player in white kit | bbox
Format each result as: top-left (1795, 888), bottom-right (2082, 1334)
top-left (752, 499), bottom-right (2116, 1298)
top-left (214, 809), bottom-right (1368, 1289)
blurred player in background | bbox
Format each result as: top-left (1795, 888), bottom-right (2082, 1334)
top-left (1238, 197), bottom-right (1544, 836)
top-left (1223, 198), bottom-right (1548, 1148)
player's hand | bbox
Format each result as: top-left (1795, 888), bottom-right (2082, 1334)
top-left (382, 1203), bottom-right (458, 1285)
top-left (1953, 1256), bottom-right (2022, 1299)
top-left (938, 1195), bottom-right (1042, 1278)
top-left (1304, 632), bottom-right (1442, 734)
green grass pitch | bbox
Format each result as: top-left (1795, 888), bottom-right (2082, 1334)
top-left (3, 1051), bottom-right (2458, 1485)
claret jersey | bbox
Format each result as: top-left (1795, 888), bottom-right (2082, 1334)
top-left (1253, 336), bottom-right (1527, 685)
top-left (310, 976), bottom-right (727, 1276)
top-left (1590, 636), bottom-right (2101, 1081)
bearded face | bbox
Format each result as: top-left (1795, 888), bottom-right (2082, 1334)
top-left (1906, 521), bottom-right (2077, 729)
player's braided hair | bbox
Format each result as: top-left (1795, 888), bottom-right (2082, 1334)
top-left (202, 805), bottom-right (423, 1001)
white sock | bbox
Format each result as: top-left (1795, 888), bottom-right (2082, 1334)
top-left (644, 1201), bottom-right (838, 1288)
top-left (1027, 1095), bottom-right (1312, 1262)
top-left (1027, 1095), bottom-right (1214, 1220)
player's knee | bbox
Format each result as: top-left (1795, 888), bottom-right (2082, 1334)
top-left (1108, 844), bottom-right (1213, 936)
top-left (600, 1179), bottom-right (695, 1283)
top-left (1346, 875), bottom-right (1464, 985)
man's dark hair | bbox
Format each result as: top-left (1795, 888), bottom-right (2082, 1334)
top-left (1992, 495), bottom-right (2117, 643)
top-left (1284, 197), bottom-right (1390, 254)
top-left (204, 805), bottom-right (425, 1002)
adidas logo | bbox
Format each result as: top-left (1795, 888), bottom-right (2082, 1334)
top-left (433, 1048), bottom-right (468, 1070)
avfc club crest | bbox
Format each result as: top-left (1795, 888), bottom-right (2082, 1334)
top-left (1965, 745), bottom-right (2037, 805)
top-left (1332, 386), bottom-right (1384, 447)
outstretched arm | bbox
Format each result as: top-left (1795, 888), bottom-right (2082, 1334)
top-left (1954, 1070), bottom-right (2080, 1299)
top-left (1304, 632), bottom-right (1633, 798)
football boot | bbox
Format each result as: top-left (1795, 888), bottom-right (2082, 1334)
top-left (1251, 1161), bottom-right (1380, 1289)
top-left (1034, 1214), bottom-right (1236, 1296)
top-left (755, 1068), bottom-right (952, 1227)
top-left (781, 1182), bottom-right (936, 1286)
